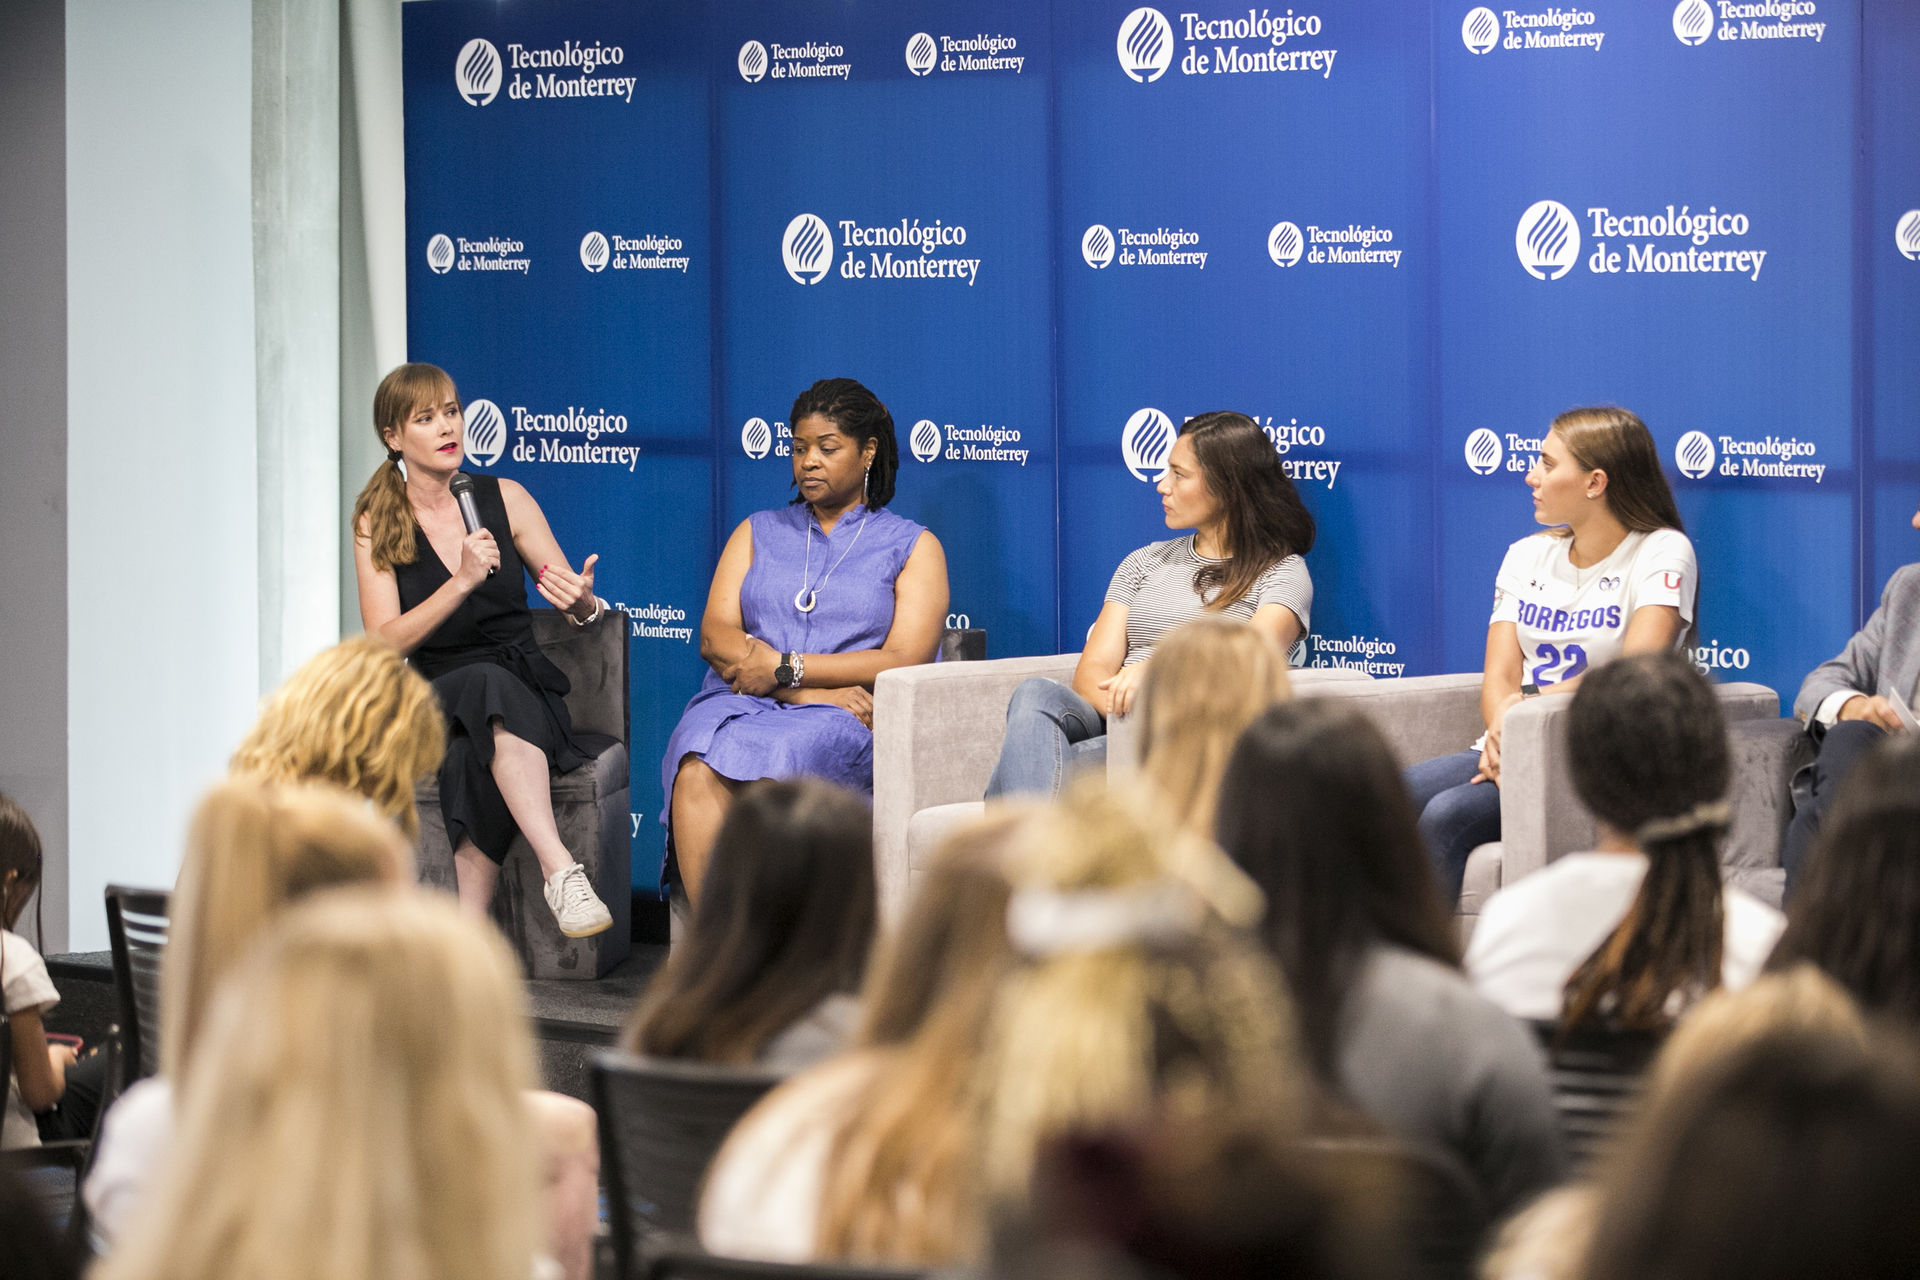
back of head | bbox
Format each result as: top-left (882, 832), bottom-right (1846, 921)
top-left (789, 377), bottom-right (899, 508)
top-left (816, 809), bottom-right (1027, 1264)
top-left (1771, 738), bottom-right (1920, 1025)
top-left (1642, 965), bottom-right (1867, 1108)
top-left (1138, 617), bottom-right (1291, 833)
top-left (627, 778), bottom-right (875, 1063)
top-left (1584, 1025), bottom-right (1920, 1280)
top-left (1214, 700), bottom-right (1457, 1083)
top-left (1562, 652), bottom-right (1730, 1030)
top-left (162, 778), bottom-right (412, 1079)
top-left (0, 791), bottom-right (44, 934)
top-left (230, 635), bottom-right (444, 837)
top-left (100, 888), bottom-right (539, 1280)
top-left (1550, 407), bottom-right (1685, 538)
top-left (980, 783), bottom-right (1301, 1209)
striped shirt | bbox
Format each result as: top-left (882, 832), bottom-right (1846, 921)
top-left (1105, 536), bottom-right (1313, 666)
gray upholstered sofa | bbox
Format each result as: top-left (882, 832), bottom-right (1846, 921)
top-left (873, 656), bottom-right (1798, 932)
top-left (415, 609), bottom-right (631, 979)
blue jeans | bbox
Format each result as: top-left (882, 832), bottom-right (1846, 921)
top-left (984, 678), bottom-right (1108, 800)
top-left (1405, 750), bottom-right (1502, 908)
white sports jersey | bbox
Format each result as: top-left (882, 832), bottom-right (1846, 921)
top-left (1490, 527), bottom-right (1697, 690)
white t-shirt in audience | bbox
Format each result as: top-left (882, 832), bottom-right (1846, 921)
top-left (83, 1076), bottom-right (173, 1243)
top-left (699, 1050), bottom-right (883, 1262)
top-left (1465, 852), bottom-right (1785, 1022)
top-left (2, 928), bottom-right (60, 1150)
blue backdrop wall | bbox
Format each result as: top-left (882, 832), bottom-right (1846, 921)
top-left (401, 0), bottom-right (1917, 893)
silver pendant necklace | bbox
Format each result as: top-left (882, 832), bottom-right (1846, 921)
top-left (794, 506), bottom-right (869, 613)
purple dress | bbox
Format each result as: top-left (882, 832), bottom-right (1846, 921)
top-left (661, 502), bottom-right (926, 823)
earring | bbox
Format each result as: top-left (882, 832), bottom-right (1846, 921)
top-left (863, 464), bottom-right (871, 503)
top-left (1585, 490), bottom-right (1597, 499)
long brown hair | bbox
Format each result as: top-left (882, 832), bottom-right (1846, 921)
top-left (624, 779), bottom-right (876, 1064)
top-left (1561, 653), bottom-right (1730, 1031)
top-left (1550, 406), bottom-right (1686, 538)
top-left (351, 363), bottom-right (456, 572)
top-left (1177, 412), bottom-right (1316, 611)
top-left (1214, 700), bottom-right (1460, 1086)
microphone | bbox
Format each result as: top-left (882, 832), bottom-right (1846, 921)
top-left (447, 473), bottom-right (495, 576)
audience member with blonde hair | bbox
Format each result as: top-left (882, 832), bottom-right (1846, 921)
top-left (699, 808), bottom-right (1027, 1265)
top-left (228, 634), bottom-right (444, 837)
top-left (1482, 966), bottom-right (1868, 1280)
top-left (94, 889), bottom-right (545, 1280)
top-left (1134, 615), bottom-right (1290, 832)
top-left (82, 780), bottom-right (598, 1280)
top-left (975, 783), bottom-right (1304, 1216)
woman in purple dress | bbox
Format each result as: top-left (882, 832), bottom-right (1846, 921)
top-left (664, 379), bottom-right (949, 902)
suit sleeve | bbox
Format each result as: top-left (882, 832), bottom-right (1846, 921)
top-left (1792, 566), bottom-right (1912, 725)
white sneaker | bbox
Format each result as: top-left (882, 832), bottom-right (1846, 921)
top-left (545, 863), bottom-right (613, 938)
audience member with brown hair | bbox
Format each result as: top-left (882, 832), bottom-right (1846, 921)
top-left (1215, 700), bottom-right (1564, 1217)
top-left (1135, 615), bottom-right (1290, 832)
top-left (1768, 736), bottom-right (1920, 1025)
top-left (1482, 966), bottom-right (1867, 1280)
top-left (624, 778), bottom-right (876, 1069)
top-left (228, 633), bottom-right (444, 837)
top-left (699, 808), bottom-right (1028, 1264)
top-left (1467, 651), bottom-right (1784, 1025)
top-left (0, 792), bottom-right (76, 1151)
top-left (1580, 1021), bottom-right (1920, 1280)
top-left (94, 890), bottom-right (547, 1280)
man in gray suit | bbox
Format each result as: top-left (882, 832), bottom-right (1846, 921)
top-left (1786, 504), bottom-right (1920, 892)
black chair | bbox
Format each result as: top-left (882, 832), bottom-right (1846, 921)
top-left (104, 886), bottom-right (171, 1086)
top-left (1529, 1020), bottom-right (1666, 1172)
top-left (0, 1012), bottom-right (116, 1253)
top-left (1303, 1135), bottom-right (1487, 1280)
top-left (592, 1051), bottom-right (789, 1279)
top-left (640, 1248), bottom-right (927, 1280)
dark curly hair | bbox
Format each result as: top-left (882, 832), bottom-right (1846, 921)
top-left (789, 378), bottom-right (900, 510)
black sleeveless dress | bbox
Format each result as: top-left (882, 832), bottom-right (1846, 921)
top-left (393, 473), bottom-right (593, 864)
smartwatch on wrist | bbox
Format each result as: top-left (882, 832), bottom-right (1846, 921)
top-left (1520, 683), bottom-right (1542, 698)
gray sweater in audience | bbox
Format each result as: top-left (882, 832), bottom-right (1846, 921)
top-left (1334, 943), bottom-right (1567, 1218)
top-left (756, 992), bottom-right (862, 1073)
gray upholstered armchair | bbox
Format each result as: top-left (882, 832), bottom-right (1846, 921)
top-left (415, 609), bottom-right (631, 978)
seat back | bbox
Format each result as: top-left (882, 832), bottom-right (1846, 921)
top-left (1303, 1136), bottom-right (1487, 1280)
top-left (104, 886), bottom-right (171, 1084)
top-left (1529, 1020), bottom-right (1665, 1172)
top-left (592, 1051), bottom-right (788, 1277)
top-left (529, 608), bottom-right (630, 743)
top-left (640, 1249), bottom-right (927, 1280)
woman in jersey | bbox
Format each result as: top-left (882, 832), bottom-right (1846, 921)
top-left (1406, 406), bottom-right (1697, 906)
top-left (983, 411), bottom-right (1315, 800)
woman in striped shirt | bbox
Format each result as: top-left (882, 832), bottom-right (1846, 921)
top-left (984, 411), bottom-right (1315, 800)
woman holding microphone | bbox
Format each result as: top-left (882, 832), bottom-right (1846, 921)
top-left (351, 362), bottom-right (613, 937)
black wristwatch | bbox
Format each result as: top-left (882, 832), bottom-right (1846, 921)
top-left (775, 651), bottom-right (805, 689)
top-left (1520, 683), bottom-right (1542, 698)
